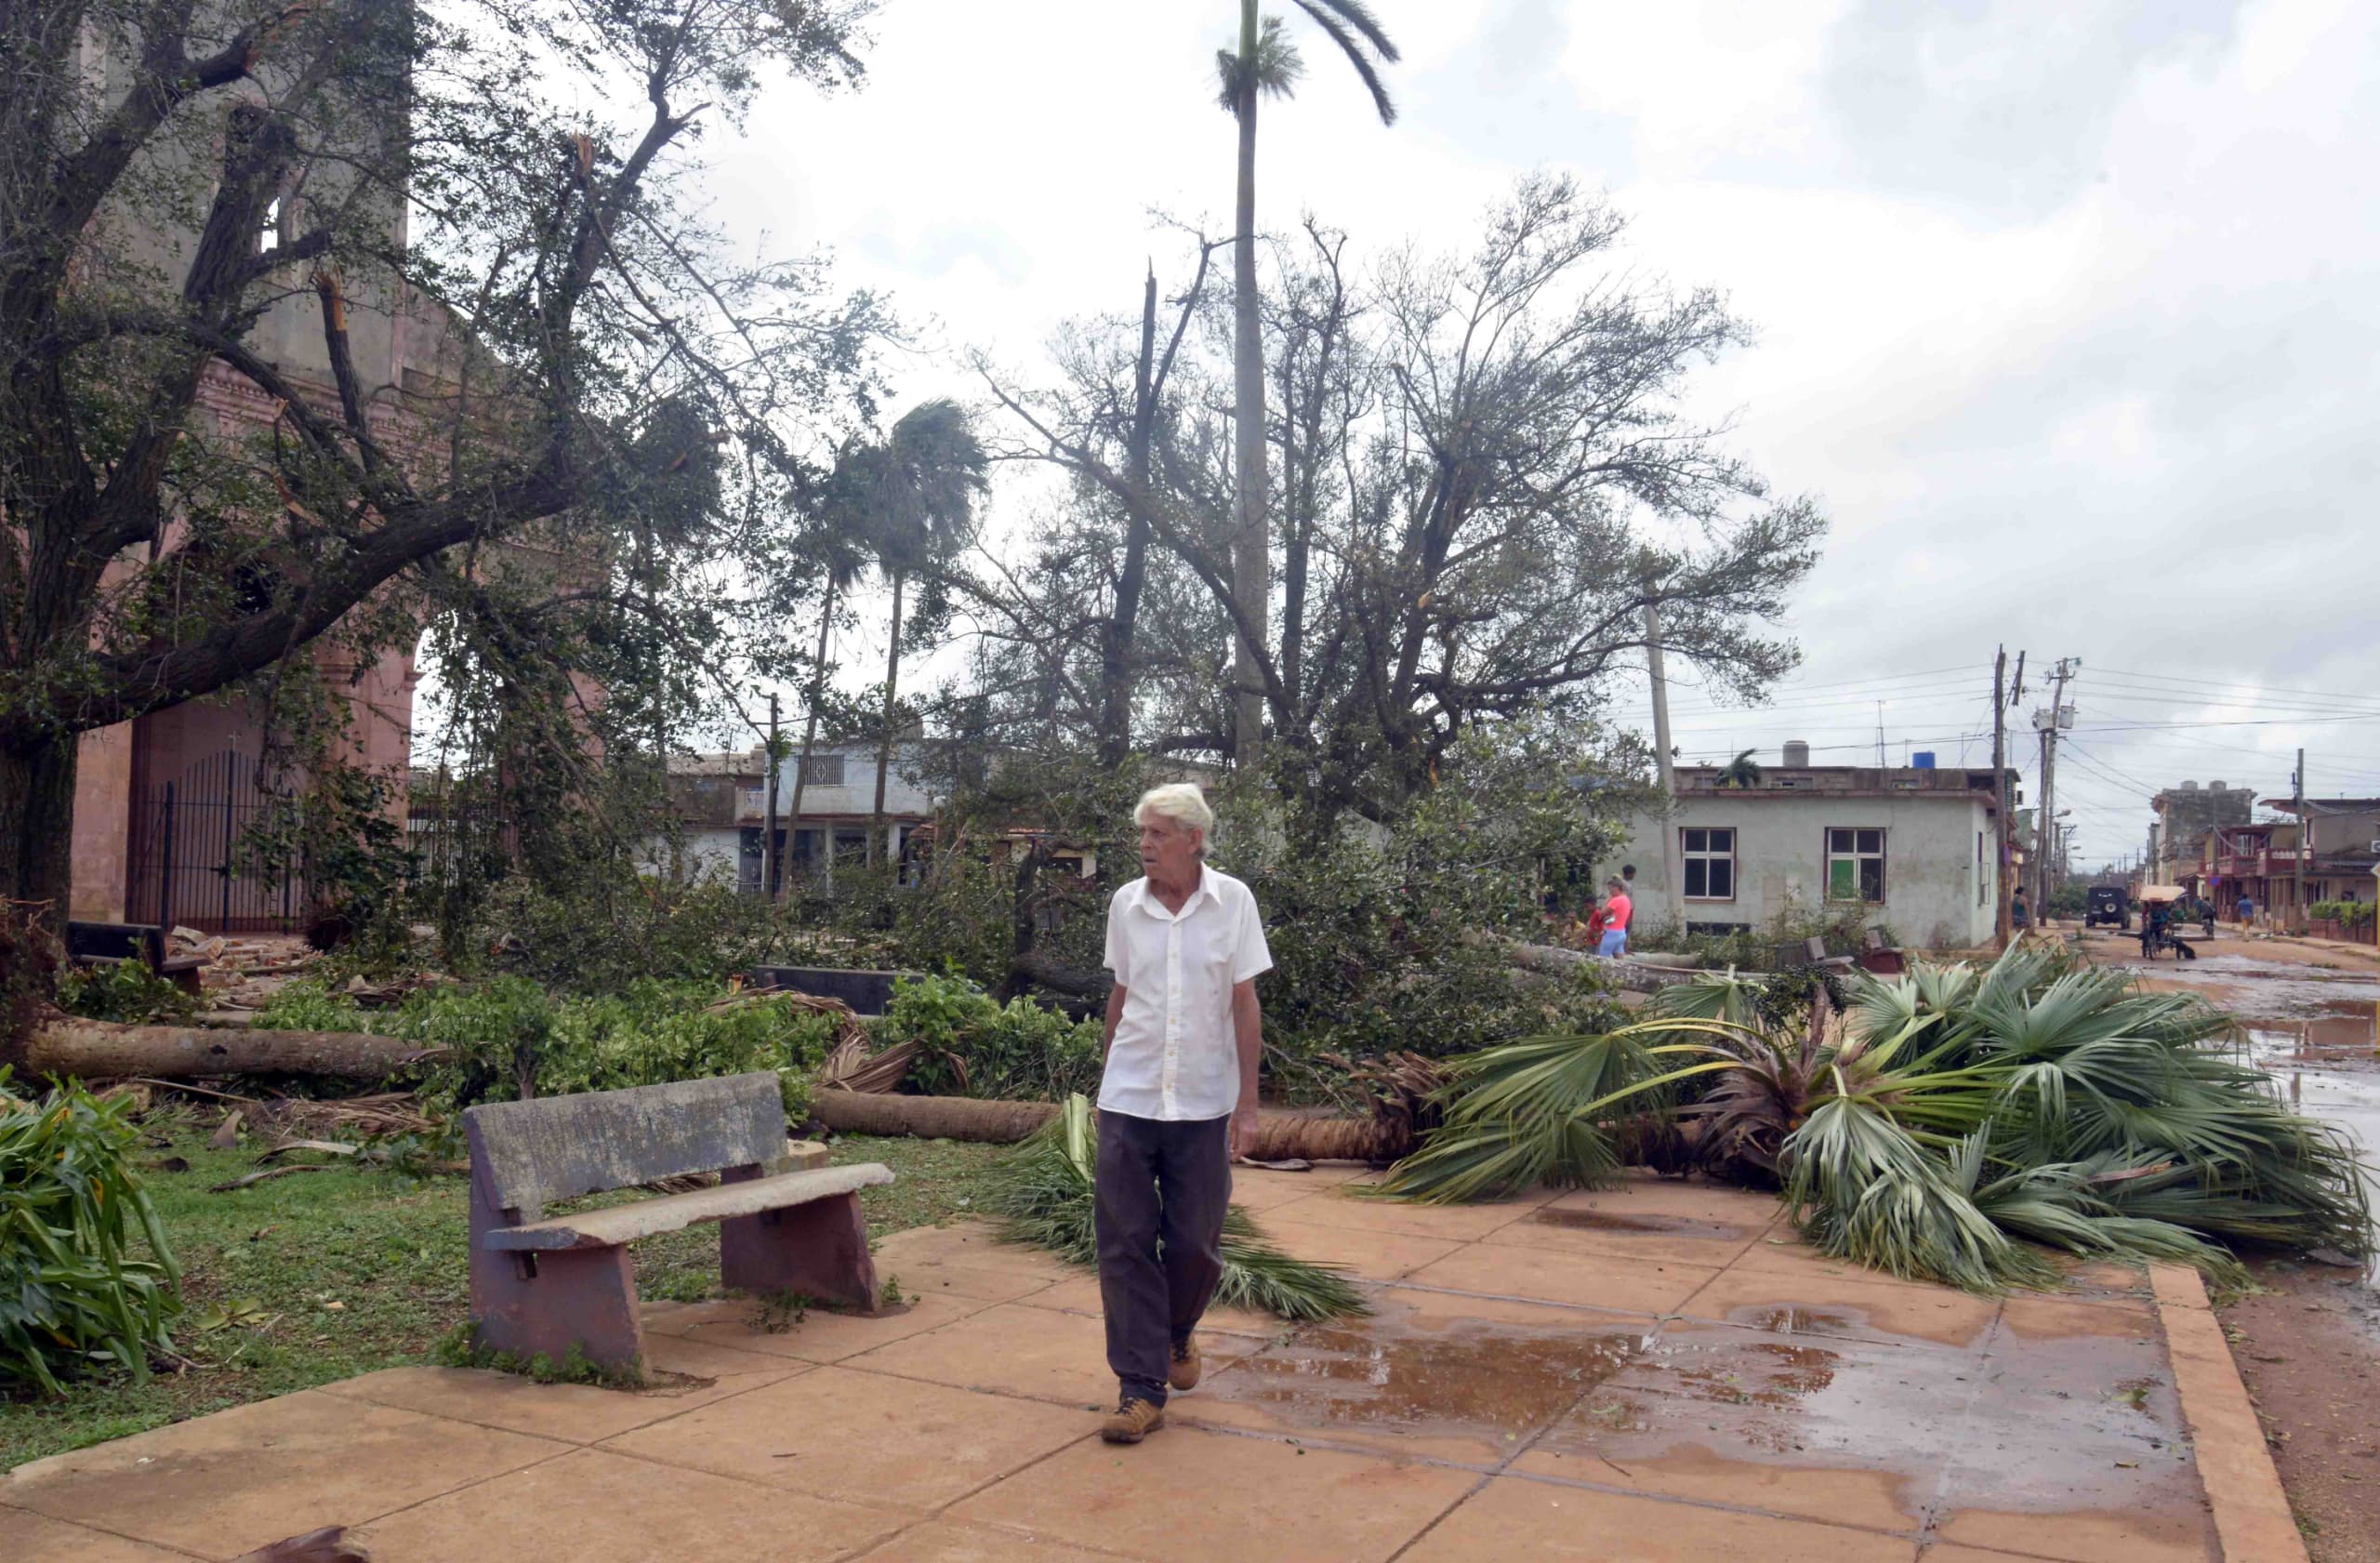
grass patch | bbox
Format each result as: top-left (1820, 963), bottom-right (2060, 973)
top-left (0, 1113), bottom-right (999, 1470)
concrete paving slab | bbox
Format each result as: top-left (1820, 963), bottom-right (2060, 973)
top-left (849, 1301), bottom-right (1263, 1410)
top-left (1515, 1320), bottom-right (1975, 1534)
top-left (1228, 1168), bottom-right (1362, 1212)
top-left (318, 1334), bottom-right (800, 1442)
top-left (4, 1507), bottom-right (197, 1562)
top-left (871, 1256), bottom-right (1069, 1305)
top-left (599, 1364), bottom-right (1092, 1509)
top-left (1171, 1289), bottom-right (1648, 1465)
top-left (1235, 1215), bottom-right (1463, 1279)
top-left (1010, 1274), bottom-right (1289, 1339)
top-left (3, 1391), bottom-right (567, 1561)
top-left (680, 1289), bottom-right (998, 1362)
top-left (1994, 1293), bottom-right (2161, 1343)
top-left (1396, 1476), bottom-right (1920, 1562)
top-left (1403, 1243), bottom-right (1721, 1316)
top-left (1729, 1235), bottom-right (1952, 1291)
top-left (1679, 1269), bottom-right (2002, 1347)
top-left (948, 1423), bottom-right (1479, 1563)
top-left (1928, 1503), bottom-right (2216, 1562)
top-left (1540, 1174), bottom-right (1786, 1225)
top-left (1261, 1186), bottom-right (1543, 1241)
top-left (1477, 1202), bottom-right (1771, 1268)
top-left (847, 1521), bottom-right (1146, 1562)
top-left (347, 1446), bottom-right (908, 1561)
top-left (868, 1224), bottom-right (1079, 1277)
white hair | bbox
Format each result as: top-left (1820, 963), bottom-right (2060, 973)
top-left (1134, 782), bottom-right (1215, 848)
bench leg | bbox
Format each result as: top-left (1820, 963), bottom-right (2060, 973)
top-left (469, 1202), bottom-right (647, 1376)
top-left (721, 1189), bottom-right (879, 1313)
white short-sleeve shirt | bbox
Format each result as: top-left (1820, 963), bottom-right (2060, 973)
top-left (1098, 865), bottom-right (1273, 1121)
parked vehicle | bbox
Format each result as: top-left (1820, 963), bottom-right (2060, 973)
top-left (2085, 885), bottom-right (2130, 930)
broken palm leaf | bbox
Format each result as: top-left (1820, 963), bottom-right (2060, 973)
top-left (984, 1094), bottom-right (1368, 1322)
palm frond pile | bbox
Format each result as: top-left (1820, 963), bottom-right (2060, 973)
top-left (1368, 947), bottom-right (2370, 1291)
top-left (985, 1094), bottom-right (1369, 1321)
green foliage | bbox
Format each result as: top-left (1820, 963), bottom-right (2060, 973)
top-left (984, 1095), bottom-right (1368, 1322)
top-left (253, 978), bottom-right (375, 1033)
top-left (881, 974), bottom-right (1104, 1102)
top-left (53, 961), bottom-right (196, 1026)
top-left (1213, 721), bottom-right (1639, 1066)
top-left (2046, 882), bottom-right (2091, 920)
top-left (1640, 895), bottom-right (1894, 970)
top-left (1373, 945), bottom-right (2369, 1291)
top-left (0, 1074), bottom-right (182, 1396)
top-left (2311, 900), bottom-right (2375, 932)
top-left (398, 980), bottom-right (830, 1119)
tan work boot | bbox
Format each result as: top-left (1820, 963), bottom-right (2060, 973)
top-left (1168, 1335), bottom-right (1202, 1392)
top-left (1100, 1397), bottom-right (1166, 1445)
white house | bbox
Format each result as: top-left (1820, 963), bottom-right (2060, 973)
top-left (646, 742), bottom-right (936, 892)
top-left (1613, 746), bottom-right (2013, 950)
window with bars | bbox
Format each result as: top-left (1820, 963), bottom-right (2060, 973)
top-left (1826, 828), bottom-right (1886, 903)
top-left (800, 754), bottom-right (845, 788)
top-left (1682, 827), bottom-right (1735, 900)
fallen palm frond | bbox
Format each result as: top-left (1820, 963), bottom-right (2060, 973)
top-left (1, 1071), bottom-right (182, 1394)
top-left (1369, 943), bottom-right (2372, 1291)
top-left (984, 1094), bottom-right (1368, 1322)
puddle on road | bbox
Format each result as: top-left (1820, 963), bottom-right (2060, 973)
top-left (1208, 1299), bottom-right (1643, 1448)
top-left (1524, 1209), bottom-right (1752, 1240)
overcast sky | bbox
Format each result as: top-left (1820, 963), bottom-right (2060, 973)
top-left (684, 0), bottom-right (2380, 865)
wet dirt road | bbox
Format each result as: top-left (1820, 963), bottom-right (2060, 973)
top-left (2084, 927), bottom-right (2380, 1559)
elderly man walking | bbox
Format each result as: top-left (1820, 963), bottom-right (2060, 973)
top-left (1092, 783), bottom-right (1273, 1445)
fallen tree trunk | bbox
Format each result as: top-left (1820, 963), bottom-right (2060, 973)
top-left (811, 1089), bottom-right (1410, 1161)
top-left (27, 1020), bottom-right (439, 1080)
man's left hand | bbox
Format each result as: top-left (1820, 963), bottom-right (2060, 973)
top-left (1228, 1103), bottom-right (1260, 1160)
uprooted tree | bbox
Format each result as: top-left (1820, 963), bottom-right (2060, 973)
top-left (972, 175), bottom-right (1827, 826)
top-left (0, 0), bottom-right (887, 915)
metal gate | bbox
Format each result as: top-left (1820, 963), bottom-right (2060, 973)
top-left (126, 749), bottom-right (311, 934)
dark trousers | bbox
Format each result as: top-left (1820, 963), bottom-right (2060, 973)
top-left (1093, 1110), bottom-right (1231, 1407)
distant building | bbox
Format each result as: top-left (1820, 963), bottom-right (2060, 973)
top-left (1612, 746), bottom-right (2012, 950)
top-left (646, 742), bottom-right (935, 893)
top-left (2147, 780), bottom-right (2254, 889)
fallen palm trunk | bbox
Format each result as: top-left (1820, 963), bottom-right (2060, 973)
top-left (812, 1088), bottom-right (1411, 1160)
top-left (985, 1095), bottom-right (1368, 1321)
top-left (28, 1020), bottom-right (440, 1080)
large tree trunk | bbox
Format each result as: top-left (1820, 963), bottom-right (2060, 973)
top-left (811, 1088), bottom-right (1408, 1161)
top-left (1096, 270), bottom-right (1161, 767)
top-left (1228, 1), bottom-right (1268, 769)
top-left (27, 1020), bottom-right (439, 1080)
top-left (787, 574), bottom-right (837, 895)
top-left (1, 737), bottom-right (79, 915)
top-left (868, 569), bottom-right (905, 869)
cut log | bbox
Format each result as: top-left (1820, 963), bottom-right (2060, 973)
top-left (810, 1089), bottom-right (1410, 1161)
top-left (27, 1020), bottom-right (439, 1080)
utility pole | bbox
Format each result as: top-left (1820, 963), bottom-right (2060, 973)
top-left (1645, 598), bottom-right (1686, 934)
top-left (2294, 747), bottom-right (2307, 932)
top-left (764, 694), bottom-right (782, 901)
top-left (1992, 647), bottom-right (2011, 944)
top-left (2034, 657), bottom-right (2073, 923)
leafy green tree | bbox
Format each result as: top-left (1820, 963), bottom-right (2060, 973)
top-left (0, 0), bottom-right (883, 914)
top-left (1215, 0), bottom-right (1398, 764)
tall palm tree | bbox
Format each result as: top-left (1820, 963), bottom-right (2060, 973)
top-left (864, 400), bottom-right (989, 867)
top-left (1216, 0), bottom-right (1397, 766)
top-left (787, 457), bottom-right (875, 894)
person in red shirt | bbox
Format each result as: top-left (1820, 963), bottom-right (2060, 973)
top-left (1582, 893), bottom-right (1608, 947)
top-left (1599, 877), bottom-right (1633, 957)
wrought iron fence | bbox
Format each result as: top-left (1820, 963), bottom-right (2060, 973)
top-left (126, 749), bottom-right (311, 934)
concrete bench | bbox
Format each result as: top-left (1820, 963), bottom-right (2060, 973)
top-left (462, 1073), bottom-right (892, 1374)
